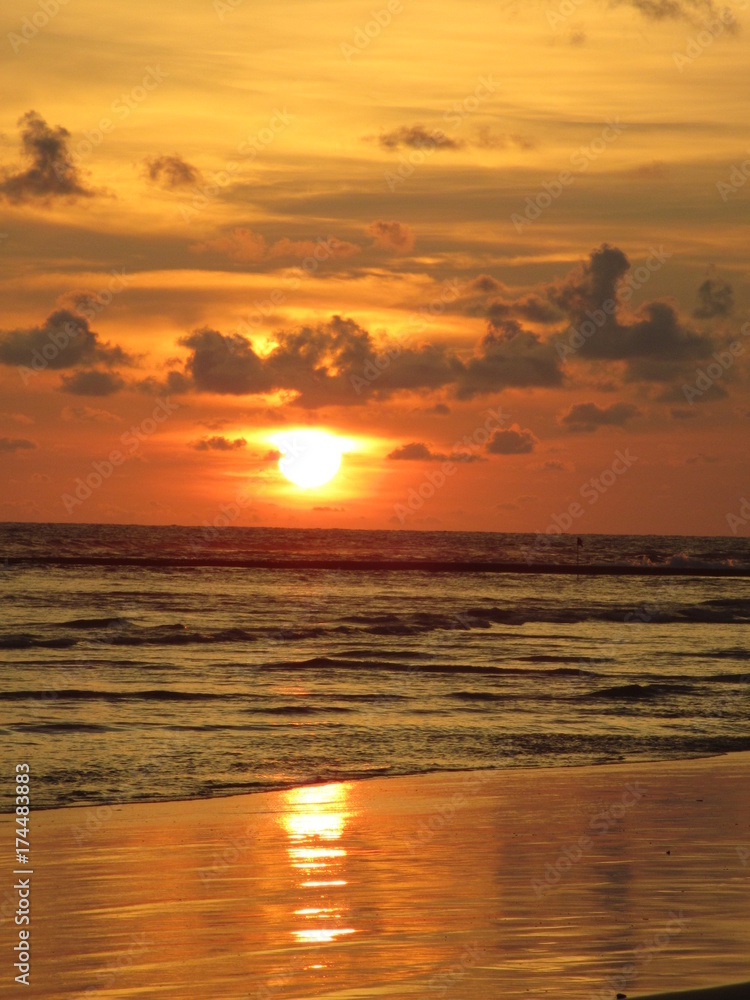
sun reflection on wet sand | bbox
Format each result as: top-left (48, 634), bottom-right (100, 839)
top-left (281, 782), bottom-right (357, 946)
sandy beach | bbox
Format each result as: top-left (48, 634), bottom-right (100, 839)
top-left (4, 752), bottom-right (749, 999)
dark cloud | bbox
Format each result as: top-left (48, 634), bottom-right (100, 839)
top-left (693, 278), bottom-right (733, 319)
top-left (0, 310), bottom-right (132, 370)
top-left (173, 317), bottom-right (462, 408)
top-left (560, 401), bottom-right (640, 432)
top-left (486, 425), bottom-right (537, 454)
top-left (425, 403), bottom-right (451, 415)
top-left (0, 437), bottom-right (36, 453)
top-left (0, 111), bottom-right (95, 204)
top-left (456, 322), bottom-right (564, 399)
top-left (387, 441), bottom-right (482, 463)
top-left (179, 328), bottom-right (272, 395)
top-left (191, 436), bottom-right (247, 451)
top-left (376, 125), bottom-right (463, 151)
top-left (614, 0), bottom-right (739, 29)
top-left (551, 246), bottom-right (718, 386)
top-left (59, 370), bottom-right (126, 396)
top-left (366, 220), bottom-right (415, 253)
top-left (143, 154), bottom-right (202, 189)
top-left (487, 295), bottom-right (560, 326)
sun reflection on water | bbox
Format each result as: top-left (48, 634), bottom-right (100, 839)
top-left (281, 783), bottom-right (357, 946)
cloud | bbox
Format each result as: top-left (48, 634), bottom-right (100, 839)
top-left (456, 321), bottom-right (564, 399)
top-left (0, 310), bottom-right (133, 371)
top-left (366, 220), bottom-right (415, 253)
top-left (486, 425), bottom-right (537, 454)
top-left (0, 437), bottom-right (36, 453)
top-left (62, 405), bottom-right (121, 423)
top-left (191, 228), bottom-right (267, 262)
top-left (551, 245), bottom-right (719, 382)
top-left (313, 506), bottom-right (344, 511)
top-left (693, 278), bottom-right (733, 319)
top-left (143, 154), bottom-right (202, 189)
top-left (474, 127), bottom-right (536, 150)
top-left (376, 125), bottom-right (463, 151)
top-left (613, 0), bottom-right (740, 29)
top-left (190, 227), bottom-right (361, 262)
top-left (560, 401), bottom-right (640, 432)
top-left (179, 327), bottom-right (272, 395)
top-left (387, 441), bottom-right (482, 462)
top-left (0, 111), bottom-right (96, 204)
top-left (191, 436), bottom-right (247, 451)
top-left (425, 403), bottom-right (451, 415)
top-left (59, 370), bottom-right (126, 396)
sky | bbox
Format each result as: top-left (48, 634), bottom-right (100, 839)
top-left (1, 0), bottom-right (748, 535)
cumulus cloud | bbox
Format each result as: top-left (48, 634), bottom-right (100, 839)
top-left (456, 322), bottom-right (563, 399)
top-left (143, 154), bottom-right (202, 189)
top-left (693, 277), bottom-right (734, 319)
top-left (0, 437), bottom-right (36, 453)
top-left (59, 370), bottom-right (126, 396)
top-left (366, 220), bottom-right (415, 253)
top-left (560, 401), bottom-right (640, 432)
top-left (0, 310), bottom-right (132, 370)
top-left (0, 111), bottom-right (96, 204)
top-left (550, 245), bottom-right (720, 386)
top-left (387, 441), bottom-right (482, 462)
top-left (191, 436), bottom-right (247, 451)
top-left (486, 425), bottom-right (537, 454)
top-left (376, 125), bottom-right (463, 151)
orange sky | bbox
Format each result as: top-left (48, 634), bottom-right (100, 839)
top-left (1, 0), bottom-right (748, 534)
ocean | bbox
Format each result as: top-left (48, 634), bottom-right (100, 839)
top-left (2, 523), bottom-right (749, 812)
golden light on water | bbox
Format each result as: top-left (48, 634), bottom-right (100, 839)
top-left (281, 783), bottom-right (356, 946)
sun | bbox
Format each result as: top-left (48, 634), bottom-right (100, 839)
top-left (271, 429), bottom-right (346, 489)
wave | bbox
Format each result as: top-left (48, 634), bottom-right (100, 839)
top-left (582, 682), bottom-right (697, 700)
top-left (6, 553), bottom-right (750, 576)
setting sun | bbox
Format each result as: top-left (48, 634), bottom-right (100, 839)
top-left (271, 429), bottom-right (346, 489)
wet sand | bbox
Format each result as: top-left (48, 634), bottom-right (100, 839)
top-left (4, 752), bottom-right (750, 999)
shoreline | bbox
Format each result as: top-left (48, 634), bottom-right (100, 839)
top-left (6, 751), bottom-right (749, 998)
top-left (8, 747), bottom-right (746, 817)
